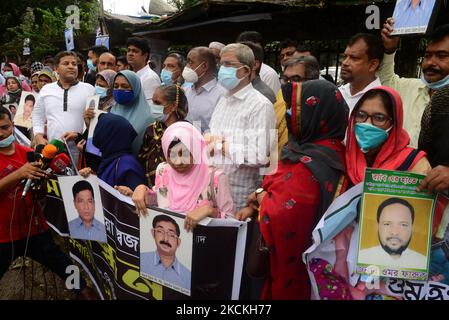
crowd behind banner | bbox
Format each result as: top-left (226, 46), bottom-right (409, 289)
top-left (1, 0), bottom-right (449, 300)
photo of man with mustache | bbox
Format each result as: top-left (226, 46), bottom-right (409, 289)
top-left (358, 197), bottom-right (427, 270)
top-left (140, 214), bottom-right (191, 291)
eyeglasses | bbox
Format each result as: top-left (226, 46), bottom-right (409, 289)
top-left (279, 50), bottom-right (296, 61)
top-left (355, 110), bottom-right (392, 126)
top-left (280, 75), bottom-right (305, 85)
top-left (154, 228), bottom-right (178, 240)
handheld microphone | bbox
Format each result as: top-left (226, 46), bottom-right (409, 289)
top-left (22, 144), bottom-right (58, 198)
top-left (49, 153), bottom-right (72, 174)
top-left (49, 139), bottom-right (65, 153)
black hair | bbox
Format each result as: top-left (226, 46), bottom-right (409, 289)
top-left (0, 106), bottom-right (12, 121)
top-left (117, 56), bottom-right (128, 65)
top-left (347, 33), bottom-right (384, 64)
top-left (428, 24), bottom-right (449, 44)
top-left (280, 38), bottom-right (299, 51)
top-left (88, 45), bottom-right (109, 58)
top-left (236, 31), bottom-right (263, 46)
top-left (54, 51), bottom-right (79, 66)
top-left (354, 89), bottom-right (394, 120)
top-left (25, 94), bottom-right (35, 104)
top-left (72, 180), bottom-right (94, 200)
top-left (152, 214), bottom-right (180, 236)
top-left (126, 37), bottom-right (151, 60)
top-left (377, 198), bottom-right (414, 224)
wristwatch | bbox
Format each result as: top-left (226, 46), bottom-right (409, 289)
top-left (255, 187), bottom-right (265, 205)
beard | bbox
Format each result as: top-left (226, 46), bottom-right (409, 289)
top-left (379, 234), bottom-right (411, 256)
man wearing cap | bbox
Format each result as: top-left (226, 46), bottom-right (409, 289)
top-left (126, 37), bottom-right (161, 102)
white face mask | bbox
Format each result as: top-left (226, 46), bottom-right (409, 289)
top-left (182, 62), bottom-right (205, 84)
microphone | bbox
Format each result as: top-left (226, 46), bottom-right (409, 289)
top-left (22, 144), bottom-right (58, 198)
top-left (49, 153), bottom-right (72, 174)
top-left (49, 139), bottom-right (65, 153)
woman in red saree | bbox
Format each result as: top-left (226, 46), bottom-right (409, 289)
top-left (255, 80), bottom-right (349, 299)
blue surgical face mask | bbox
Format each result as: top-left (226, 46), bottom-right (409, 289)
top-left (420, 73), bottom-right (449, 90)
top-left (355, 123), bottom-right (390, 153)
top-left (113, 89), bottom-right (134, 105)
top-left (218, 66), bottom-right (245, 90)
top-left (160, 69), bottom-right (174, 85)
top-left (87, 59), bottom-right (96, 72)
top-left (3, 71), bottom-right (13, 78)
top-left (0, 134), bottom-right (15, 148)
top-left (151, 103), bottom-right (169, 122)
top-left (95, 85), bottom-right (108, 98)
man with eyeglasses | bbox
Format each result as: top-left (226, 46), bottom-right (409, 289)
top-left (140, 214), bottom-right (191, 290)
top-left (280, 56), bottom-right (320, 85)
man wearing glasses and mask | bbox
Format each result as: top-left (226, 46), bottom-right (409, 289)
top-left (140, 214), bottom-right (191, 290)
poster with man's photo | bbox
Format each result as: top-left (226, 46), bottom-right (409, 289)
top-left (85, 95), bottom-right (105, 156)
top-left (356, 169), bottom-right (435, 281)
top-left (14, 92), bottom-right (38, 129)
top-left (140, 209), bottom-right (193, 296)
top-left (390, 0), bottom-right (438, 35)
top-left (58, 175), bottom-right (107, 243)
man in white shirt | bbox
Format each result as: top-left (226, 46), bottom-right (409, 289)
top-left (208, 43), bottom-right (276, 210)
top-left (32, 51), bottom-right (95, 162)
top-left (236, 31), bottom-right (281, 95)
top-left (339, 33), bottom-right (384, 113)
top-left (126, 37), bottom-right (161, 103)
top-left (358, 197), bottom-right (427, 270)
top-left (184, 47), bottom-right (226, 133)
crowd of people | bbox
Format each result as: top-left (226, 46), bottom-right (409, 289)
top-left (1, 15), bottom-right (449, 300)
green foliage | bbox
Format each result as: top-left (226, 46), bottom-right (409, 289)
top-left (0, 1), bottom-right (99, 61)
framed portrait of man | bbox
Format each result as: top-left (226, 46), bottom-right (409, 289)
top-left (15, 92), bottom-right (38, 129)
top-left (58, 175), bottom-right (107, 243)
top-left (140, 208), bottom-right (193, 296)
top-left (390, 0), bottom-right (438, 35)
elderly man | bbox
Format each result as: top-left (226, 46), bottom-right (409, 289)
top-left (209, 41), bottom-right (226, 65)
top-left (184, 47), bottom-right (226, 133)
top-left (208, 43), bottom-right (276, 210)
top-left (97, 52), bottom-right (117, 72)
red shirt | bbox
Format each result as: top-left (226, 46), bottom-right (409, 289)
top-left (0, 143), bottom-right (48, 243)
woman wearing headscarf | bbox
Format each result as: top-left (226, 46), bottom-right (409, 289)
top-left (130, 122), bottom-right (235, 232)
top-left (95, 69), bottom-right (117, 112)
top-left (138, 84), bottom-right (188, 186)
top-left (0, 76), bottom-right (23, 105)
top-left (346, 86), bottom-right (431, 185)
top-left (83, 113), bottom-right (146, 190)
top-left (110, 70), bottom-right (153, 155)
top-left (37, 69), bottom-right (56, 90)
top-left (0, 63), bottom-right (31, 96)
top-left (238, 79), bottom-right (349, 300)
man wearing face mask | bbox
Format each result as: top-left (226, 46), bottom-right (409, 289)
top-left (380, 20), bottom-right (449, 148)
top-left (208, 43), bottom-right (276, 211)
top-left (85, 45), bottom-right (108, 86)
top-left (0, 106), bottom-right (97, 299)
top-left (160, 52), bottom-right (185, 86)
top-left (184, 47), bottom-right (226, 133)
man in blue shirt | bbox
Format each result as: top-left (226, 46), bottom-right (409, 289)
top-left (140, 214), bottom-right (191, 291)
top-left (393, 0), bottom-right (435, 30)
top-left (68, 180), bottom-right (107, 242)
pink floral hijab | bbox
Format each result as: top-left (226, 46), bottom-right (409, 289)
top-left (161, 122), bottom-right (209, 213)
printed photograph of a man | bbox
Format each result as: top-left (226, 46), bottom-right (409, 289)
top-left (140, 214), bottom-right (191, 293)
top-left (67, 180), bottom-right (107, 242)
top-left (392, 0), bottom-right (436, 33)
top-left (14, 93), bottom-right (36, 128)
top-left (358, 197), bottom-right (428, 270)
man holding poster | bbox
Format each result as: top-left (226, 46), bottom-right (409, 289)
top-left (358, 197), bottom-right (427, 269)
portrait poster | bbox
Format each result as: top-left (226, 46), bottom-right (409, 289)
top-left (140, 209), bottom-right (193, 296)
top-left (65, 28), bottom-right (75, 51)
top-left (14, 92), bottom-right (38, 129)
top-left (58, 175), bottom-right (107, 243)
top-left (356, 169), bottom-right (435, 281)
top-left (5, 103), bottom-right (18, 120)
top-left (95, 35), bottom-right (110, 49)
top-left (390, 0), bottom-right (438, 35)
top-left (85, 95), bottom-right (105, 156)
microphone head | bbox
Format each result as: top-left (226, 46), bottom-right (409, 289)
top-left (35, 144), bottom-right (45, 154)
top-left (49, 139), bottom-right (66, 153)
top-left (41, 144), bottom-right (58, 160)
top-left (26, 151), bottom-right (36, 163)
top-left (49, 153), bottom-right (71, 173)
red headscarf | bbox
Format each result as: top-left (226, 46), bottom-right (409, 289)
top-left (346, 86), bottom-right (426, 184)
